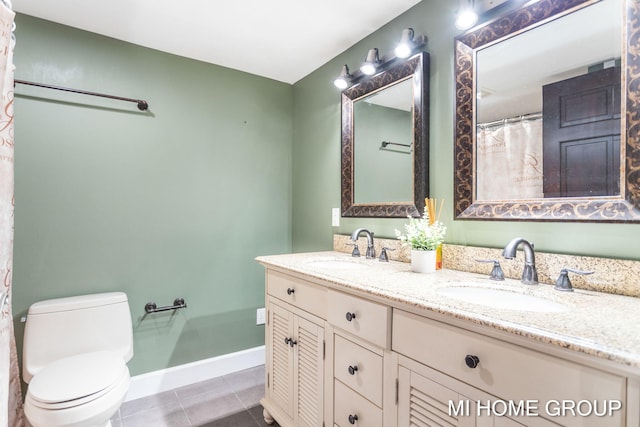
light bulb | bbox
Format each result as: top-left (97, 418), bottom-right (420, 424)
top-left (455, 7), bottom-right (478, 30)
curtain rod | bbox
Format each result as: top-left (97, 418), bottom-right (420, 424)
top-left (14, 79), bottom-right (149, 111)
top-left (478, 112), bottom-right (542, 129)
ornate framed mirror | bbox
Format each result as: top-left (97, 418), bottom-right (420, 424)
top-left (454, 0), bottom-right (640, 221)
top-left (341, 51), bottom-right (429, 218)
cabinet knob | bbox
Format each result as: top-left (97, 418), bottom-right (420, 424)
top-left (284, 337), bottom-right (291, 346)
top-left (348, 414), bottom-right (359, 424)
top-left (286, 288), bottom-right (295, 295)
top-left (465, 354), bottom-right (480, 368)
top-left (345, 312), bottom-right (357, 321)
top-left (348, 365), bottom-right (358, 375)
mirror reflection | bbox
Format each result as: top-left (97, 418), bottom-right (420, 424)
top-left (341, 51), bottom-right (429, 218)
top-left (475, 0), bottom-right (621, 202)
top-left (453, 0), bottom-right (640, 222)
top-left (354, 78), bottom-right (413, 204)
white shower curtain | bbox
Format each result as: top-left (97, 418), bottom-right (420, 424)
top-left (0, 2), bottom-right (25, 426)
top-left (476, 116), bottom-right (544, 201)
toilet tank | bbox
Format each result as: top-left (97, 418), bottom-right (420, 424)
top-left (22, 292), bottom-right (134, 383)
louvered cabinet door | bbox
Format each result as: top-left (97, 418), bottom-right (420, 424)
top-left (293, 315), bottom-right (324, 427)
top-left (398, 366), bottom-right (476, 427)
top-left (268, 302), bottom-right (295, 417)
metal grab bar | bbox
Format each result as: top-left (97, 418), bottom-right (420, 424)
top-left (145, 298), bottom-right (187, 314)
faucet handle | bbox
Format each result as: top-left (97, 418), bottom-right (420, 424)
top-left (476, 259), bottom-right (505, 281)
top-left (554, 268), bottom-right (594, 292)
top-left (346, 242), bottom-right (360, 257)
top-left (379, 247), bottom-right (395, 262)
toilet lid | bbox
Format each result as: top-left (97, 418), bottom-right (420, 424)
top-left (28, 351), bottom-right (127, 406)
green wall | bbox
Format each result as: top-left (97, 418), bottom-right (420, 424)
top-left (12, 14), bottom-right (293, 376)
top-left (291, 0), bottom-right (640, 260)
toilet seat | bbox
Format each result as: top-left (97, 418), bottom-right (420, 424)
top-left (27, 351), bottom-right (127, 410)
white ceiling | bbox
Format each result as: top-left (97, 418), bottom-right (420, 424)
top-left (13, 0), bottom-right (422, 84)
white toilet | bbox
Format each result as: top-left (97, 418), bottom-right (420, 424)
top-left (22, 292), bottom-right (134, 427)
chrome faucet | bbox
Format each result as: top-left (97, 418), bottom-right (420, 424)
top-left (350, 228), bottom-right (375, 259)
top-left (502, 237), bottom-right (538, 285)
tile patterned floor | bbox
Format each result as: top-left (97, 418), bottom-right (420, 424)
top-left (111, 365), bottom-right (279, 427)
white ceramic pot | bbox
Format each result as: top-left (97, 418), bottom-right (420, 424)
top-left (411, 249), bottom-right (437, 273)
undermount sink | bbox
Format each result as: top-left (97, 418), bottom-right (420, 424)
top-left (437, 286), bottom-right (569, 313)
top-left (308, 259), bottom-right (368, 271)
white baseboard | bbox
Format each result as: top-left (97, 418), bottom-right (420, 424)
top-left (124, 345), bottom-right (265, 402)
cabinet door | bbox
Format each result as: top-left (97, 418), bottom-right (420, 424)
top-left (294, 315), bottom-right (324, 427)
top-left (398, 362), bottom-right (560, 427)
top-left (398, 365), bottom-right (476, 427)
top-left (268, 302), bottom-right (294, 417)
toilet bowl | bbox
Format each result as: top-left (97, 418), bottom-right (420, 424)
top-left (24, 351), bottom-right (130, 427)
top-left (22, 293), bottom-right (134, 427)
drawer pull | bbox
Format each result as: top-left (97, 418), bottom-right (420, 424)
top-left (465, 354), bottom-right (480, 368)
top-left (345, 312), bottom-right (357, 321)
top-left (348, 414), bottom-right (359, 424)
top-left (348, 365), bottom-right (358, 375)
top-left (286, 287), bottom-right (295, 295)
top-left (284, 337), bottom-right (297, 347)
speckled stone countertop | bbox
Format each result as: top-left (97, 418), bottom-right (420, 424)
top-left (256, 251), bottom-right (640, 371)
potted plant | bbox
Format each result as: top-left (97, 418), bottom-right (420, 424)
top-left (395, 202), bottom-right (446, 273)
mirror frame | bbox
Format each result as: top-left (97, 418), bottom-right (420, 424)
top-left (341, 51), bottom-right (430, 218)
top-left (454, 0), bottom-right (640, 222)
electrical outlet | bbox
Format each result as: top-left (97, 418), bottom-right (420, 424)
top-left (256, 307), bottom-right (266, 325)
top-left (332, 208), bottom-right (340, 227)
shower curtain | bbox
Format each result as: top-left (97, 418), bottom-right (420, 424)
top-left (0, 2), bottom-right (24, 426)
top-left (476, 116), bottom-right (544, 201)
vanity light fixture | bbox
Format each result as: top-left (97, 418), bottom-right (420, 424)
top-left (333, 64), bottom-right (353, 89)
top-left (455, 0), bottom-right (478, 30)
top-left (360, 48), bottom-right (380, 76)
top-left (394, 28), bottom-right (415, 59)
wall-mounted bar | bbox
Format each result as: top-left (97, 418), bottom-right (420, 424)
top-left (144, 298), bottom-right (187, 314)
top-left (14, 79), bottom-right (149, 111)
top-left (381, 141), bottom-right (411, 148)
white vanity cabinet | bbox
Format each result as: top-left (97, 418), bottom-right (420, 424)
top-left (258, 259), bottom-right (639, 427)
top-left (262, 270), bottom-right (329, 427)
top-left (393, 309), bottom-right (627, 427)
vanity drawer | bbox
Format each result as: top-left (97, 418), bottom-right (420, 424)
top-left (334, 334), bottom-right (383, 407)
top-left (267, 270), bottom-right (326, 318)
top-left (334, 380), bottom-right (382, 427)
top-left (327, 290), bottom-right (390, 348)
top-left (393, 310), bottom-right (626, 426)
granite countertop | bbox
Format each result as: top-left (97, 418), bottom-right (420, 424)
top-left (256, 251), bottom-right (640, 371)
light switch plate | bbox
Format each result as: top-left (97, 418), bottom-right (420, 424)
top-left (332, 208), bottom-right (340, 227)
top-left (256, 308), bottom-right (265, 325)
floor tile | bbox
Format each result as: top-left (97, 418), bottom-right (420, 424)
top-left (120, 407), bottom-right (191, 427)
top-left (117, 365), bottom-right (270, 427)
top-left (174, 375), bottom-right (231, 402)
top-left (195, 409), bottom-right (259, 427)
top-left (223, 366), bottom-right (264, 394)
top-left (248, 405), bottom-right (280, 427)
top-left (120, 389), bottom-right (181, 418)
top-left (235, 384), bottom-right (264, 408)
top-left (183, 393), bottom-right (246, 426)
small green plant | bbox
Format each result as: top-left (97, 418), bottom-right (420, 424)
top-left (395, 207), bottom-right (446, 251)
